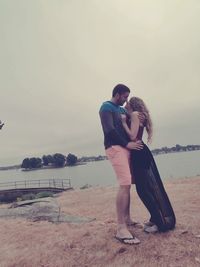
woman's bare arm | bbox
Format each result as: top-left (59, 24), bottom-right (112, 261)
top-left (121, 114), bottom-right (132, 137)
top-left (129, 112), bottom-right (140, 140)
top-left (121, 112), bottom-right (140, 141)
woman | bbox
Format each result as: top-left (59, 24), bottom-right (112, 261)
top-left (121, 97), bottom-right (176, 233)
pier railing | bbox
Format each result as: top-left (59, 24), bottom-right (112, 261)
top-left (0, 178), bottom-right (71, 191)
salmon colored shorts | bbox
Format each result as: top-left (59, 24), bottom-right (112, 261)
top-left (106, 145), bottom-right (132, 186)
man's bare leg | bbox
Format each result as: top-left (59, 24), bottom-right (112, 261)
top-left (124, 187), bottom-right (140, 226)
top-left (116, 185), bottom-right (134, 239)
top-left (115, 185), bottom-right (140, 244)
top-left (125, 188), bottom-right (132, 224)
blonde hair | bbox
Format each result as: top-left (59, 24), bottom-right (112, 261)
top-left (129, 97), bottom-right (153, 143)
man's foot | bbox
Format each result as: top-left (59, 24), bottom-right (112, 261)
top-left (126, 219), bottom-right (139, 226)
top-left (115, 235), bottom-right (140, 245)
top-left (116, 224), bottom-right (140, 244)
top-left (144, 224), bottom-right (158, 234)
top-left (126, 220), bottom-right (143, 228)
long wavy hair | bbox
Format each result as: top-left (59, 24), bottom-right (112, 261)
top-left (129, 97), bottom-right (153, 143)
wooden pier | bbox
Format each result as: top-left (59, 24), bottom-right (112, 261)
top-left (0, 179), bottom-right (72, 202)
top-left (0, 178), bottom-right (72, 191)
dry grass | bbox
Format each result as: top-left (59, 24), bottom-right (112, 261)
top-left (0, 176), bottom-right (200, 267)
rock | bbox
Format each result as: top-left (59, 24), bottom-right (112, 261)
top-left (116, 247), bottom-right (127, 254)
top-left (195, 257), bottom-right (200, 263)
top-left (0, 198), bottom-right (95, 224)
top-left (180, 230), bottom-right (188, 234)
top-left (10, 198), bottom-right (53, 208)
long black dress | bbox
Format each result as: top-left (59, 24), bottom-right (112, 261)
top-left (130, 127), bottom-right (176, 232)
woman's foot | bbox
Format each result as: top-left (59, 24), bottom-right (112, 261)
top-left (143, 221), bottom-right (155, 228)
top-left (144, 224), bottom-right (158, 233)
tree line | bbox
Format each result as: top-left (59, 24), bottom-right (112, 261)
top-left (21, 153), bottom-right (77, 170)
top-left (151, 144), bottom-right (200, 155)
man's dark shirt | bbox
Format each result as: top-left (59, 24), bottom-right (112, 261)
top-left (99, 101), bottom-right (130, 149)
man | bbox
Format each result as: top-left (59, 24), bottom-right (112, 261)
top-left (99, 84), bottom-right (143, 245)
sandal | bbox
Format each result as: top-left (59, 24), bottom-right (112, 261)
top-left (115, 235), bottom-right (140, 245)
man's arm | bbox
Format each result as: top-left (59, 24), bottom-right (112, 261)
top-left (126, 140), bottom-right (143, 150)
top-left (100, 111), bottom-right (129, 147)
top-left (100, 111), bottom-right (143, 150)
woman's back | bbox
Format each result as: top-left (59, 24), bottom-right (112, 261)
top-left (136, 125), bottom-right (144, 141)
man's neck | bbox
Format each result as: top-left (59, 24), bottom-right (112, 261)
top-left (110, 98), bottom-right (118, 106)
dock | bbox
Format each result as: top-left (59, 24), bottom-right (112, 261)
top-left (0, 178), bottom-right (73, 202)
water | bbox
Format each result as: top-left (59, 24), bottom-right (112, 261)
top-left (0, 151), bottom-right (199, 188)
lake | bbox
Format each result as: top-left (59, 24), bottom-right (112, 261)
top-left (0, 150), bottom-right (200, 189)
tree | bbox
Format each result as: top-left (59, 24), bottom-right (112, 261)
top-left (21, 158), bottom-right (31, 169)
top-left (47, 155), bottom-right (55, 165)
top-left (66, 153), bottom-right (77, 166)
top-left (53, 153), bottom-right (66, 167)
top-left (175, 144), bottom-right (181, 151)
top-left (35, 157), bottom-right (42, 168)
top-left (29, 157), bottom-right (42, 169)
top-left (0, 120), bottom-right (4, 130)
top-left (42, 155), bottom-right (49, 166)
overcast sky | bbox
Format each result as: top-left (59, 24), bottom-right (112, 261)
top-left (0, 0), bottom-right (200, 162)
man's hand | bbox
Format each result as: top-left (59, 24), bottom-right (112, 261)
top-left (126, 140), bottom-right (143, 150)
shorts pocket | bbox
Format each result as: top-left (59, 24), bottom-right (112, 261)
top-left (106, 146), bottom-right (120, 160)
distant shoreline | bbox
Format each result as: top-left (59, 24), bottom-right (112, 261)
top-left (0, 147), bottom-right (200, 171)
top-left (0, 162), bottom-right (86, 171)
top-left (0, 165), bottom-right (21, 171)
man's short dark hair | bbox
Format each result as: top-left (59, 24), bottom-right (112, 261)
top-left (112, 84), bottom-right (130, 97)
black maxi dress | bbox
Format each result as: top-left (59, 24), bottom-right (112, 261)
top-left (130, 127), bottom-right (176, 232)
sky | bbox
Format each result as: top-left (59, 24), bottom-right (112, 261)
top-left (0, 0), bottom-right (200, 163)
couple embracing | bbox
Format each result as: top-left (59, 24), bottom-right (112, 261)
top-left (99, 84), bottom-right (176, 245)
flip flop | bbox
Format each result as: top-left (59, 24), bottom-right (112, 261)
top-left (115, 236), bottom-right (140, 245)
top-left (127, 221), bottom-right (143, 228)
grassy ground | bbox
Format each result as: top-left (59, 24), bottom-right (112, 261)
top-left (0, 176), bottom-right (200, 267)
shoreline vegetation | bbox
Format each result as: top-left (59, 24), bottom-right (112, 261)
top-left (0, 144), bottom-right (200, 171)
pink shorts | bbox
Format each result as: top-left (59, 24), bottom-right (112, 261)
top-left (106, 145), bottom-right (132, 185)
